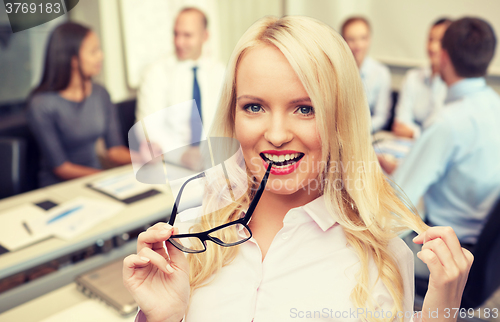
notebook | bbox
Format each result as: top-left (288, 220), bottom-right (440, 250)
top-left (75, 258), bottom-right (138, 316)
top-left (86, 171), bottom-right (161, 204)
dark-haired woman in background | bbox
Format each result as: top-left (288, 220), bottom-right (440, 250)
top-left (28, 22), bottom-right (131, 187)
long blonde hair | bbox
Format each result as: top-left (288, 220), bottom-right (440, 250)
top-left (187, 15), bottom-right (428, 321)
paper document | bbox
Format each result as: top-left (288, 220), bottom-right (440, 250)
top-left (27, 197), bottom-right (124, 240)
top-left (373, 138), bottom-right (413, 160)
top-left (39, 299), bottom-right (136, 322)
top-left (88, 172), bottom-right (153, 200)
top-left (0, 204), bottom-right (52, 251)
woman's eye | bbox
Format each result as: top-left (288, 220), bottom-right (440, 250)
top-left (244, 104), bottom-right (263, 113)
top-left (296, 106), bottom-right (314, 116)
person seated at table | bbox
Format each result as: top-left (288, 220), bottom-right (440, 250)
top-left (381, 17), bottom-right (500, 278)
top-left (341, 16), bottom-right (392, 133)
top-left (392, 18), bottom-right (452, 139)
top-left (135, 7), bottom-right (225, 171)
top-left (28, 22), bottom-right (131, 187)
top-left (124, 15), bottom-right (473, 322)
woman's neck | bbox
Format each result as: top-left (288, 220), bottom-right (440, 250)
top-left (59, 72), bottom-right (92, 102)
top-left (251, 186), bottom-right (321, 226)
top-left (247, 185), bottom-right (321, 261)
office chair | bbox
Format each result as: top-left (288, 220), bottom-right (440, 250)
top-left (460, 197), bottom-right (500, 308)
top-left (0, 137), bottom-right (26, 199)
top-left (415, 197), bottom-right (500, 308)
top-left (116, 99), bottom-right (137, 148)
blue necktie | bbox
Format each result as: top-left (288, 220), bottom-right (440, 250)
top-left (190, 66), bottom-right (202, 144)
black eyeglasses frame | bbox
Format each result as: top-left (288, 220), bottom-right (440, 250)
top-left (166, 162), bottom-right (273, 253)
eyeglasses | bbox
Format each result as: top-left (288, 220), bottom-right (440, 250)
top-left (167, 162), bottom-right (273, 253)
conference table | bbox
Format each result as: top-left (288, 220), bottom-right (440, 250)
top-left (0, 163), bottom-right (201, 321)
top-left (0, 153), bottom-right (488, 322)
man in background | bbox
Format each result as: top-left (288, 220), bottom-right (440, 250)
top-left (342, 17), bottom-right (392, 133)
top-left (392, 17), bottom-right (500, 277)
top-left (392, 18), bottom-right (452, 138)
top-left (136, 7), bottom-right (225, 170)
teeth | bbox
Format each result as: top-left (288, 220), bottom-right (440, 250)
top-left (263, 153), bottom-right (302, 162)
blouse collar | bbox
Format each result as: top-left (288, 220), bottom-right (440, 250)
top-left (245, 195), bottom-right (338, 231)
top-left (301, 195), bottom-right (338, 231)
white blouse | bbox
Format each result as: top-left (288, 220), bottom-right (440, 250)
top-left (176, 195), bottom-right (418, 322)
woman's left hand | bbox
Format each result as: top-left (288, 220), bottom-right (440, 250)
top-left (413, 226), bottom-right (474, 322)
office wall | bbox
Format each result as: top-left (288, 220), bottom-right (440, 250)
top-left (286, 0), bottom-right (500, 74)
top-left (119, 0), bottom-right (222, 89)
top-left (0, 2), bottom-right (66, 105)
top-left (217, 0), bottom-right (282, 64)
top-left (54, 0), bottom-right (500, 102)
top-left (286, 0), bottom-right (500, 93)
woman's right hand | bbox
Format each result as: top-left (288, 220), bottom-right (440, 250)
top-left (123, 223), bottom-right (190, 322)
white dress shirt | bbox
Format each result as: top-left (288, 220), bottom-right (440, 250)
top-left (394, 67), bottom-right (447, 138)
top-left (360, 57), bottom-right (392, 133)
top-left (135, 55), bottom-right (226, 164)
top-left (174, 195), bottom-right (417, 321)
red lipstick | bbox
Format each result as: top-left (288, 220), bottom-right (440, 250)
top-left (260, 150), bottom-right (304, 176)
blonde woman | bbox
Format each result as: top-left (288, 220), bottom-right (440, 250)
top-left (124, 16), bottom-right (473, 322)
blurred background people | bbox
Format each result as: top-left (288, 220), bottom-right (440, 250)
top-left (391, 17), bottom-right (500, 276)
top-left (1, 0), bottom-right (500, 318)
top-left (27, 22), bottom-right (131, 187)
top-left (136, 7), bottom-right (225, 170)
top-left (341, 16), bottom-right (392, 133)
top-left (392, 18), bottom-right (452, 138)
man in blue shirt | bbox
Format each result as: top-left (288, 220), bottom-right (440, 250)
top-left (385, 17), bottom-right (499, 278)
top-left (341, 17), bottom-right (392, 133)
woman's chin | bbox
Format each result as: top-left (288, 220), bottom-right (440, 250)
top-left (263, 178), bottom-right (307, 196)
top-left (265, 186), bottom-right (301, 195)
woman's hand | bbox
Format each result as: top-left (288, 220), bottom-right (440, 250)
top-left (413, 226), bottom-right (474, 322)
top-left (108, 145), bottom-right (132, 165)
top-left (123, 223), bottom-right (190, 322)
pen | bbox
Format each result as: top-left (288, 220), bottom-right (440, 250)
top-left (22, 221), bottom-right (32, 235)
top-left (47, 205), bottom-right (83, 224)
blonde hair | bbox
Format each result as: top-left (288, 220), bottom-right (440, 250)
top-left (186, 15), bottom-right (428, 321)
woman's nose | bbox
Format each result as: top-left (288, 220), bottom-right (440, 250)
top-left (263, 114), bottom-right (293, 147)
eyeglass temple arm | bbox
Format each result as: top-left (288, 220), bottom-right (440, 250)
top-left (168, 172), bottom-right (206, 226)
top-left (243, 161), bottom-right (273, 223)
